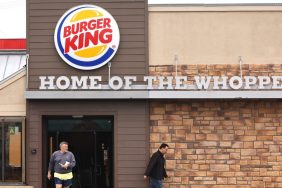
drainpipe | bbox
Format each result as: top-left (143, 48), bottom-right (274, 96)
top-left (108, 62), bottom-right (112, 84)
top-left (26, 54), bottom-right (29, 89)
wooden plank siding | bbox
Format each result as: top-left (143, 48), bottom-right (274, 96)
top-left (26, 100), bottom-right (149, 188)
top-left (27, 0), bottom-right (149, 187)
top-left (27, 0), bottom-right (148, 90)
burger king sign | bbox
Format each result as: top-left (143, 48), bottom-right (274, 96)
top-left (54, 5), bottom-right (120, 70)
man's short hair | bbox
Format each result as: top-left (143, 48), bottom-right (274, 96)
top-left (159, 143), bottom-right (169, 149)
top-left (59, 141), bottom-right (68, 147)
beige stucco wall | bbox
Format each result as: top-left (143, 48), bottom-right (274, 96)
top-left (149, 6), bottom-right (282, 65)
top-left (0, 70), bottom-right (26, 116)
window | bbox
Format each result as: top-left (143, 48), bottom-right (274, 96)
top-left (0, 54), bottom-right (26, 82)
top-left (0, 118), bottom-right (25, 183)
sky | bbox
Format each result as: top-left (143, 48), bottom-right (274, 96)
top-left (0, 0), bottom-right (282, 38)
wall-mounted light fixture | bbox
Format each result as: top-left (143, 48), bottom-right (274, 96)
top-left (239, 56), bottom-right (243, 79)
top-left (108, 62), bottom-right (112, 84)
top-left (174, 55), bottom-right (178, 77)
top-left (72, 115), bottom-right (84, 118)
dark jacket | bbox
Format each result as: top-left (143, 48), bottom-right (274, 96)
top-left (48, 150), bottom-right (76, 174)
top-left (145, 150), bottom-right (168, 180)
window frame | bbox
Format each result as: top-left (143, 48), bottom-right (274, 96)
top-left (0, 117), bottom-right (25, 184)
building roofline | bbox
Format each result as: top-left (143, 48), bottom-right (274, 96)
top-left (0, 67), bottom-right (26, 90)
top-left (148, 3), bottom-right (282, 6)
top-left (148, 4), bottom-right (282, 11)
top-left (0, 51), bottom-right (26, 55)
top-left (0, 39), bottom-right (26, 51)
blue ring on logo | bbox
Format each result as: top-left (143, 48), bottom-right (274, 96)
top-left (56, 6), bottom-right (114, 67)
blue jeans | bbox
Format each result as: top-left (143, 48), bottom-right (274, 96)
top-left (150, 178), bottom-right (163, 188)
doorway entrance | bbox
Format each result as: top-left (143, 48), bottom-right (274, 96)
top-left (43, 116), bottom-right (113, 188)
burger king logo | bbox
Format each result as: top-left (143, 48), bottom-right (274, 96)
top-left (54, 5), bottom-right (120, 70)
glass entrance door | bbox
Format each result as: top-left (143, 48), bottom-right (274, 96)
top-left (45, 117), bottom-right (113, 188)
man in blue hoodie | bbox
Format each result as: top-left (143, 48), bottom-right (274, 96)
top-left (47, 141), bottom-right (76, 188)
top-left (144, 143), bottom-right (169, 188)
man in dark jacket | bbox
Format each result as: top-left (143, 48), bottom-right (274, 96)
top-left (47, 141), bottom-right (76, 188)
top-left (144, 143), bottom-right (169, 188)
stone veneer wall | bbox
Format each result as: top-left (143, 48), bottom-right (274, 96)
top-left (149, 65), bottom-right (282, 188)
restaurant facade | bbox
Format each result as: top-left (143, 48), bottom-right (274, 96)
top-left (148, 5), bottom-right (282, 188)
top-left (2, 1), bottom-right (282, 188)
top-left (0, 38), bottom-right (27, 187)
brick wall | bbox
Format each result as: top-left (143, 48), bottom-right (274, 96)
top-left (149, 64), bottom-right (282, 188)
top-left (150, 100), bottom-right (282, 188)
